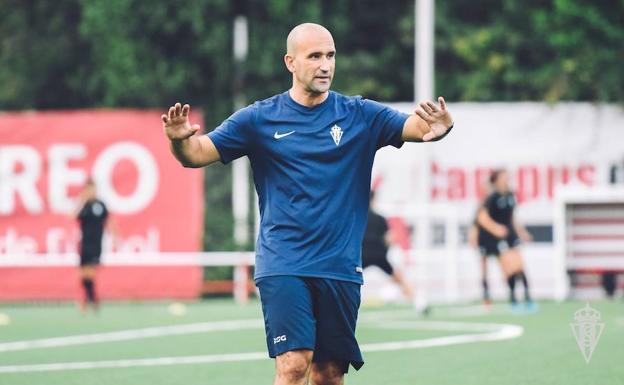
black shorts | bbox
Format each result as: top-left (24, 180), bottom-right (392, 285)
top-left (256, 276), bottom-right (363, 373)
top-left (80, 245), bottom-right (101, 266)
top-left (362, 258), bottom-right (394, 275)
top-left (479, 235), bottom-right (521, 258)
top-left (362, 253), bottom-right (394, 275)
top-left (80, 255), bottom-right (100, 266)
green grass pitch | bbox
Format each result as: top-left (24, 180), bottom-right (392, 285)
top-left (0, 300), bottom-right (621, 385)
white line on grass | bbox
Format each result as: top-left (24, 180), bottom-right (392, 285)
top-left (358, 304), bottom-right (511, 321)
top-left (362, 320), bottom-right (512, 332)
top-left (361, 323), bottom-right (523, 352)
top-left (0, 352), bottom-right (268, 373)
top-left (0, 319), bottom-right (264, 353)
top-left (0, 313), bottom-right (523, 374)
top-left (430, 304), bottom-right (512, 318)
top-left (0, 312), bottom-right (503, 353)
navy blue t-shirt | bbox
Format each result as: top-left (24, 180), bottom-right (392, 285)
top-left (207, 91), bottom-right (409, 284)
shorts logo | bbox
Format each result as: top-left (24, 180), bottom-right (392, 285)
top-left (273, 335), bottom-right (287, 344)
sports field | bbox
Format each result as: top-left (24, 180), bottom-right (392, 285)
top-left (0, 300), bottom-right (621, 385)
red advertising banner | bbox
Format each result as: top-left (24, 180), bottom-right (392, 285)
top-left (0, 110), bottom-right (204, 300)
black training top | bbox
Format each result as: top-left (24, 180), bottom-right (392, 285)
top-left (362, 209), bottom-right (389, 260)
top-left (483, 191), bottom-right (516, 228)
top-left (77, 199), bottom-right (108, 247)
top-left (473, 211), bottom-right (489, 244)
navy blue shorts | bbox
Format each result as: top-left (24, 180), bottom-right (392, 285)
top-left (256, 276), bottom-right (364, 373)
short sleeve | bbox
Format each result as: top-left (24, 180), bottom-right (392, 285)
top-left (206, 105), bottom-right (255, 164)
top-left (483, 193), bottom-right (496, 212)
top-left (360, 99), bottom-right (409, 149)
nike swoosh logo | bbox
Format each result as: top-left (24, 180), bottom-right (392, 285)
top-left (274, 130), bottom-right (295, 139)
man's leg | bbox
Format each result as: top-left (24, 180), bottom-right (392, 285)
top-left (517, 270), bottom-right (531, 301)
top-left (275, 350), bottom-right (313, 385)
top-left (79, 268), bottom-right (89, 313)
top-left (311, 279), bottom-right (363, 380)
top-left (79, 264), bottom-right (97, 313)
top-left (257, 276), bottom-right (316, 385)
top-left (309, 361), bottom-right (345, 385)
top-left (507, 249), bottom-right (530, 302)
top-left (391, 269), bottom-right (414, 301)
top-left (375, 258), bottom-right (418, 307)
top-left (602, 272), bottom-right (617, 298)
top-left (481, 255), bottom-right (490, 303)
top-left (82, 277), bottom-right (95, 303)
top-left (499, 253), bottom-right (517, 304)
top-left (85, 265), bottom-right (99, 308)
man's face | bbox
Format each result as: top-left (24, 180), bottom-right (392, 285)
top-left (82, 184), bottom-right (96, 201)
top-left (287, 33), bottom-right (336, 94)
top-left (495, 171), bottom-right (509, 192)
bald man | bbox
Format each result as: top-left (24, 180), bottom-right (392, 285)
top-left (162, 23), bottom-right (454, 385)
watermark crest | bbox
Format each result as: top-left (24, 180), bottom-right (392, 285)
top-left (570, 303), bottom-right (605, 363)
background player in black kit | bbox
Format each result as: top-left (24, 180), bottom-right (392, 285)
top-left (477, 170), bottom-right (534, 309)
top-left (75, 179), bottom-right (109, 314)
top-left (362, 192), bottom-right (416, 306)
top-left (468, 213), bottom-right (492, 305)
top-left (469, 181), bottom-right (496, 304)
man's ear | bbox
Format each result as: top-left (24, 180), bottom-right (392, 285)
top-left (284, 54), bottom-right (295, 73)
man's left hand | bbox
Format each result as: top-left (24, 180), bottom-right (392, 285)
top-left (415, 96), bottom-right (453, 141)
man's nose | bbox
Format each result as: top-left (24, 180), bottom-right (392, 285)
top-left (319, 58), bottom-right (331, 72)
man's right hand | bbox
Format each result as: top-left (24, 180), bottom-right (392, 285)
top-left (162, 102), bottom-right (201, 141)
top-left (493, 224), bottom-right (509, 239)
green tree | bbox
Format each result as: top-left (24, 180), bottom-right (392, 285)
top-left (0, 0), bottom-right (86, 109)
top-left (435, 0), bottom-right (624, 101)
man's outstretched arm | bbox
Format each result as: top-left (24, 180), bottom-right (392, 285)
top-left (401, 96), bottom-right (454, 142)
top-left (162, 102), bottom-right (221, 168)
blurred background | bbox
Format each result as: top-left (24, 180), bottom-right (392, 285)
top-left (0, 1), bottom-right (623, 383)
top-left (0, 0), bottom-right (624, 299)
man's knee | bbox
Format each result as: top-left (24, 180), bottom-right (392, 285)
top-left (275, 350), bottom-right (313, 383)
top-left (309, 361), bottom-right (344, 385)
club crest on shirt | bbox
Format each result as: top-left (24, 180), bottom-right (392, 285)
top-left (92, 202), bottom-right (104, 216)
top-left (330, 124), bottom-right (343, 146)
